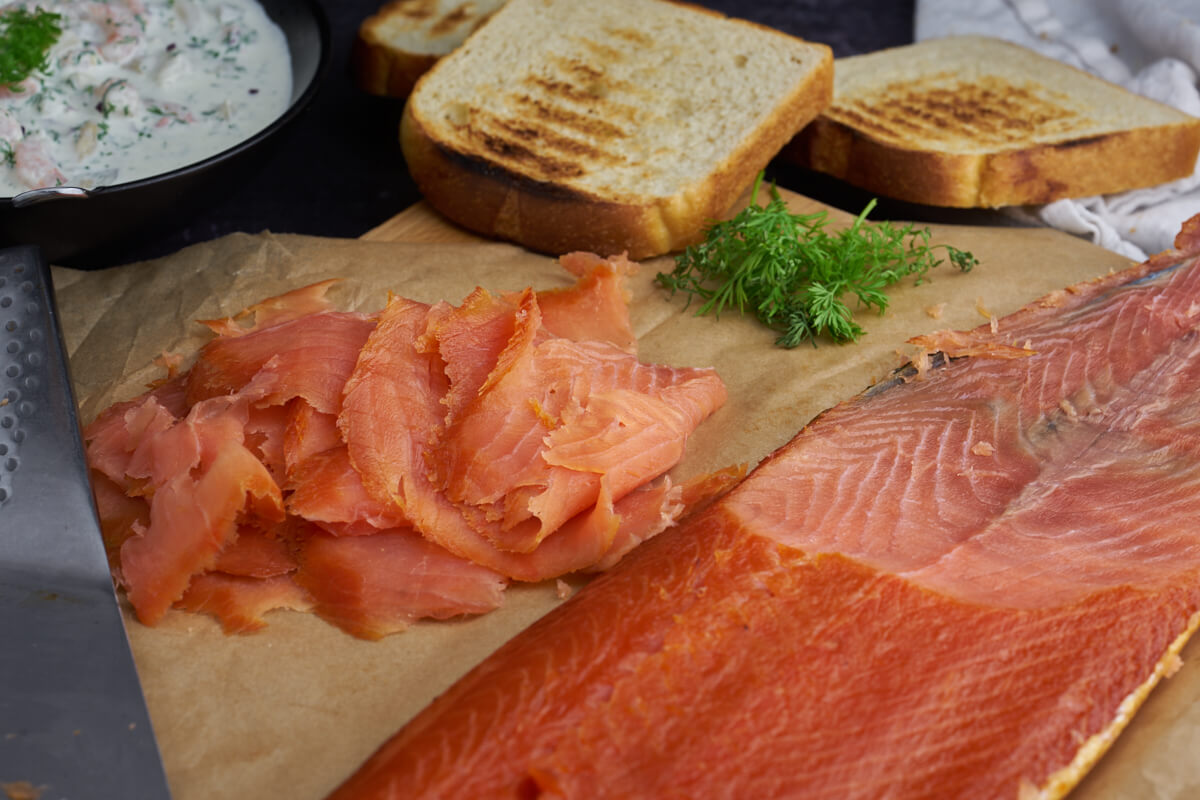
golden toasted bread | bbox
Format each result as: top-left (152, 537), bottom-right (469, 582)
top-left (354, 0), bottom-right (508, 98)
top-left (785, 35), bottom-right (1200, 208)
top-left (400, 0), bottom-right (833, 259)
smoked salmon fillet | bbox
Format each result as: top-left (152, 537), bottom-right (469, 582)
top-left (325, 218), bottom-right (1200, 798)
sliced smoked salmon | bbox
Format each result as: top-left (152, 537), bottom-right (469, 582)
top-left (434, 340), bottom-right (726, 551)
top-left (175, 573), bottom-right (313, 634)
top-left (196, 277), bottom-right (341, 337)
top-left (120, 417), bottom-right (285, 625)
top-left (325, 219), bottom-right (1200, 796)
top-left (211, 526), bottom-right (298, 578)
top-left (340, 281), bottom-right (726, 578)
top-left (294, 530), bottom-right (508, 640)
top-left (285, 445), bottom-right (408, 536)
top-left (85, 255), bottom-right (727, 638)
top-left (282, 400), bottom-right (344, 474)
top-left (185, 310), bottom-right (375, 412)
top-left (536, 252), bottom-right (638, 353)
top-left (84, 377), bottom-right (186, 490)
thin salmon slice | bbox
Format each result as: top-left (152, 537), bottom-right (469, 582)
top-left (280, 399), bottom-right (344, 477)
top-left (418, 287), bottom-right (540, 429)
top-left (529, 376), bottom-right (731, 536)
top-left (339, 293), bottom-right (584, 579)
top-left (339, 295), bottom-right (442, 511)
top-left (121, 431), bottom-right (284, 625)
top-left (244, 403), bottom-right (291, 480)
top-left (90, 470), bottom-right (148, 578)
top-left (326, 219), bottom-right (1200, 797)
top-left (537, 252), bottom-right (638, 353)
top-left (185, 310), bottom-right (374, 412)
top-left (420, 252), bottom-right (639, 430)
top-left (196, 277), bottom-right (341, 337)
top-left (211, 526), bottom-right (298, 578)
top-left (286, 445), bottom-right (408, 536)
top-left (83, 377), bottom-right (186, 488)
top-left (294, 530), bottom-right (507, 640)
top-left (176, 573), bottom-right (313, 634)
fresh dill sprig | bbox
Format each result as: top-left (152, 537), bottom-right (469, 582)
top-left (0, 7), bottom-right (63, 89)
top-left (656, 172), bottom-right (978, 347)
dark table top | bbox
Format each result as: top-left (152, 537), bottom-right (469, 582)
top-left (69, 0), bottom-right (920, 269)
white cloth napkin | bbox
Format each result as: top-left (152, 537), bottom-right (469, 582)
top-left (914, 0), bottom-right (1200, 260)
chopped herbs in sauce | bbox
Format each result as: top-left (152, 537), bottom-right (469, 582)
top-left (0, 7), bottom-right (63, 89)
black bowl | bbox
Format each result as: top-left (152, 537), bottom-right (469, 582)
top-left (0, 0), bottom-right (331, 268)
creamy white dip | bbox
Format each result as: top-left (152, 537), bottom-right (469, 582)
top-left (0, 0), bottom-right (291, 196)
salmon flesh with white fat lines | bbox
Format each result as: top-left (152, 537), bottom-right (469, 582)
top-left (326, 217), bottom-right (1200, 799)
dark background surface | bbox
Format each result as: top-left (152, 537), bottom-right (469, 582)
top-left (57, 0), bottom-right (920, 268)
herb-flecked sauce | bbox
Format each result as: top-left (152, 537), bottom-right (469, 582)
top-left (0, 0), bottom-right (291, 196)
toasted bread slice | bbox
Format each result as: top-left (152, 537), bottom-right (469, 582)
top-left (400, 0), bottom-right (833, 259)
top-left (785, 35), bottom-right (1200, 208)
top-left (354, 0), bottom-right (509, 98)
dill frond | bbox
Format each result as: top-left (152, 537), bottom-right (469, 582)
top-left (656, 172), bottom-right (977, 347)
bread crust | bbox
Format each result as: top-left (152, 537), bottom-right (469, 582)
top-left (788, 117), bottom-right (1200, 208)
top-left (789, 119), bottom-right (982, 207)
top-left (980, 124), bottom-right (1200, 206)
top-left (353, 0), bottom-right (504, 98)
top-left (353, 32), bottom-right (438, 99)
top-left (401, 50), bottom-right (833, 259)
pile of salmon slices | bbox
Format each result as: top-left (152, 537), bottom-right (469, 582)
top-left (83, 253), bottom-right (733, 639)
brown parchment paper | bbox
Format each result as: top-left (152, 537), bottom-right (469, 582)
top-left (51, 195), bottom-right (1200, 799)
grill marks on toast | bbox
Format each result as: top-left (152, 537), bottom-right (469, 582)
top-left (829, 75), bottom-right (1089, 150)
top-left (471, 110), bottom-right (618, 179)
top-left (510, 94), bottom-right (628, 142)
top-left (436, 28), bottom-right (683, 184)
top-left (546, 55), bottom-right (636, 99)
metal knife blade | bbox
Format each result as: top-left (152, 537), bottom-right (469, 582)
top-left (0, 245), bottom-right (171, 798)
